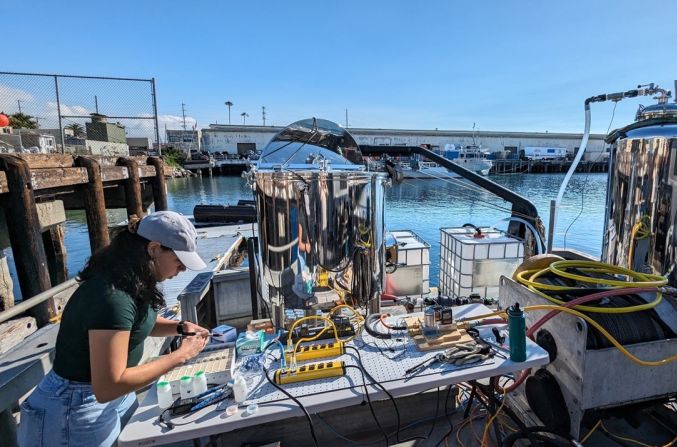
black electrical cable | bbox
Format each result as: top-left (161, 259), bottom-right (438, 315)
top-left (351, 246), bottom-right (374, 308)
top-left (345, 346), bottom-right (403, 442)
top-left (315, 409), bottom-right (458, 446)
top-left (433, 385), bottom-right (456, 447)
top-left (263, 367), bottom-right (320, 447)
top-left (345, 365), bottom-right (390, 446)
top-left (423, 387), bottom-right (442, 442)
top-left (346, 346), bottom-right (446, 444)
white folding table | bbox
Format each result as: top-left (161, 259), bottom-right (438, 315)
top-left (118, 303), bottom-right (550, 446)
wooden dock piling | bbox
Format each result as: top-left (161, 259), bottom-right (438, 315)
top-left (148, 157), bottom-right (168, 211)
top-left (75, 156), bottom-right (110, 254)
top-left (0, 155), bottom-right (54, 327)
top-left (117, 157), bottom-right (145, 218)
top-left (43, 225), bottom-right (68, 286)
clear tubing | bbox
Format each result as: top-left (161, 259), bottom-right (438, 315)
top-left (492, 217), bottom-right (545, 254)
top-left (548, 103), bottom-right (591, 252)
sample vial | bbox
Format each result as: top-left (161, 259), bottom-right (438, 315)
top-left (179, 376), bottom-right (193, 400)
top-left (156, 381), bottom-right (174, 409)
top-left (192, 371), bottom-right (208, 395)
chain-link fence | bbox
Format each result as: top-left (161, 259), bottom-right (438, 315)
top-left (0, 72), bottom-right (160, 155)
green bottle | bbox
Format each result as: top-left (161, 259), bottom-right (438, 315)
top-left (508, 303), bottom-right (527, 362)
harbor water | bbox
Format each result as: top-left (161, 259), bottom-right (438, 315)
top-left (7, 172), bottom-right (608, 298)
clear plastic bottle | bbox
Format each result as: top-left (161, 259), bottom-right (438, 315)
top-left (156, 381), bottom-right (174, 409)
top-left (192, 371), bottom-right (208, 395)
top-left (179, 376), bottom-right (193, 400)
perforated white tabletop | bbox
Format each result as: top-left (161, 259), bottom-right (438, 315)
top-left (118, 303), bottom-right (549, 446)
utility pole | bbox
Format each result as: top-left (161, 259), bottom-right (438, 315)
top-left (345, 108), bottom-right (349, 128)
top-left (262, 106), bottom-right (266, 126)
top-left (241, 112), bottom-right (249, 125)
top-left (181, 103), bottom-right (188, 159)
top-left (17, 100), bottom-right (23, 114)
top-left (225, 101), bottom-right (233, 124)
top-left (34, 116), bottom-right (45, 128)
top-left (94, 95), bottom-right (99, 114)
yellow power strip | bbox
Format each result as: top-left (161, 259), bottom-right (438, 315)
top-left (284, 341), bottom-right (345, 363)
top-left (273, 361), bottom-right (346, 384)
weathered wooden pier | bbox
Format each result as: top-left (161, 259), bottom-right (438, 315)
top-left (489, 159), bottom-right (609, 174)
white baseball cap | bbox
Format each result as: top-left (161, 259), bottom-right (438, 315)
top-left (137, 211), bottom-right (207, 271)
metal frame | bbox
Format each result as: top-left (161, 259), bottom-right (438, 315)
top-left (0, 71), bottom-right (161, 154)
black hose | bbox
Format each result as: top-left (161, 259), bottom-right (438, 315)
top-left (363, 314), bottom-right (406, 339)
top-left (462, 223), bottom-right (482, 236)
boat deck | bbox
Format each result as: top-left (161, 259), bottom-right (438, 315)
top-left (162, 223), bottom-right (254, 308)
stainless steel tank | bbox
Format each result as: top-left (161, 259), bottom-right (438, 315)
top-left (247, 118), bottom-right (388, 324)
top-left (602, 98), bottom-right (677, 284)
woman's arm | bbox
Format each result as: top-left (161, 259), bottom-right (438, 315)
top-left (150, 317), bottom-right (210, 337)
top-left (89, 329), bottom-right (206, 403)
top-left (149, 316), bottom-right (180, 337)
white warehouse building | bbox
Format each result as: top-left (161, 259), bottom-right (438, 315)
top-left (200, 124), bottom-right (608, 161)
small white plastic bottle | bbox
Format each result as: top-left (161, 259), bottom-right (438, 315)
top-left (192, 371), bottom-right (208, 395)
top-left (156, 381), bottom-right (174, 409)
top-left (233, 375), bottom-right (248, 403)
top-left (179, 376), bottom-right (193, 400)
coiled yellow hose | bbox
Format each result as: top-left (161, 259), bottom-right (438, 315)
top-left (514, 260), bottom-right (667, 314)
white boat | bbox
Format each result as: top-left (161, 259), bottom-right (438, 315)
top-left (398, 145), bottom-right (494, 179)
top-left (441, 144), bottom-right (493, 176)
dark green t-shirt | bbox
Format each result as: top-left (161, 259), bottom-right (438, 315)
top-left (53, 276), bottom-right (158, 382)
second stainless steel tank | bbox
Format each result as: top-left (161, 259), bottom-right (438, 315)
top-left (602, 99), bottom-right (677, 284)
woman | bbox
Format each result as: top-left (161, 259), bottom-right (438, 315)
top-left (19, 211), bottom-right (210, 446)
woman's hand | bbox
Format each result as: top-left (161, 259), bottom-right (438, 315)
top-left (182, 321), bottom-right (210, 337)
top-left (176, 334), bottom-right (208, 363)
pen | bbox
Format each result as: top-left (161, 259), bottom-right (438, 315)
top-left (181, 331), bottom-right (213, 337)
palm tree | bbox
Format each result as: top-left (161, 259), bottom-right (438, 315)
top-left (225, 101), bottom-right (233, 124)
top-left (65, 123), bottom-right (86, 138)
top-left (241, 112), bottom-right (249, 125)
top-left (9, 112), bottom-right (37, 129)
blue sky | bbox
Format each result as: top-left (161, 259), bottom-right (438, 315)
top-left (2, 0), bottom-right (677, 134)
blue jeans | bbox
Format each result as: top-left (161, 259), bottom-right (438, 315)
top-left (18, 370), bottom-right (137, 447)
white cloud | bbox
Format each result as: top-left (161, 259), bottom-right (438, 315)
top-left (149, 114), bottom-right (198, 130)
top-left (45, 101), bottom-right (92, 118)
top-left (0, 85), bottom-right (34, 114)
